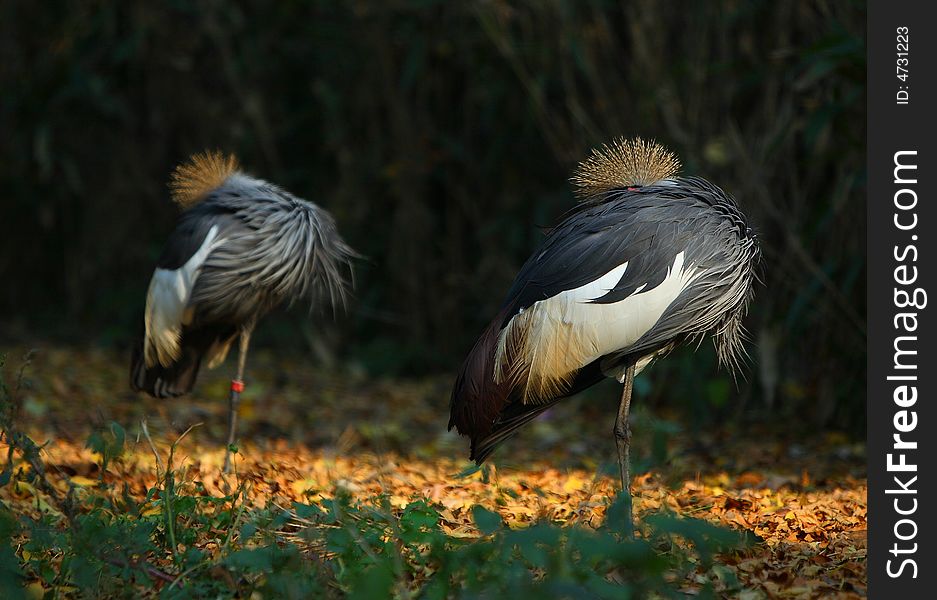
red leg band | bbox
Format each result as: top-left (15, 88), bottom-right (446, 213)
top-left (231, 380), bottom-right (245, 393)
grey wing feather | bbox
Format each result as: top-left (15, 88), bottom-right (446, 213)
top-left (187, 175), bottom-right (358, 324)
top-left (503, 193), bottom-right (693, 318)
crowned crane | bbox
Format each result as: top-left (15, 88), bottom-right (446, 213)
top-left (130, 152), bottom-right (357, 471)
top-left (449, 138), bottom-right (760, 534)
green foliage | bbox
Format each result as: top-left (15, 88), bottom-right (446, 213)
top-left (86, 421), bottom-right (126, 474)
top-left (286, 492), bottom-right (750, 599)
top-left (0, 509), bottom-right (26, 600)
top-left (471, 505), bottom-right (503, 535)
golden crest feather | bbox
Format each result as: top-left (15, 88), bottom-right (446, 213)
top-left (169, 151), bottom-right (240, 208)
top-left (571, 137), bottom-right (680, 199)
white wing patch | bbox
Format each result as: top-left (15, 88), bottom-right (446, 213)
top-left (144, 225), bottom-right (223, 368)
top-left (494, 251), bottom-right (700, 403)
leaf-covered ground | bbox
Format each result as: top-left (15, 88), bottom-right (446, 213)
top-left (1, 345), bottom-right (866, 598)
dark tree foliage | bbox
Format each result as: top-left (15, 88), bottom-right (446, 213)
top-left (0, 1), bottom-right (865, 431)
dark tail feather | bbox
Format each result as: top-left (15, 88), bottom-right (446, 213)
top-left (466, 358), bottom-right (608, 464)
top-left (130, 324), bottom-right (238, 398)
top-left (449, 306), bottom-right (615, 464)
top-left (470, 400), bottom-right (559, 463)
top-left (130, 341), bottom-right (202, 398)
top-left (448, 307), bottom-right (513, 446)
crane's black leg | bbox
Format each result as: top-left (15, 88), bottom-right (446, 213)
top-left (613, 361), bottom-right (636, 538)
top-left (223, 325), bottom-right (254, 473)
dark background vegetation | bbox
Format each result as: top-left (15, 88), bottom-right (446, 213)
top-left (0, 1), bottom-right (865, 434)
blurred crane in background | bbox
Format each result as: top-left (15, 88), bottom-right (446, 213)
top-left (130, 152), bottom-right (357, 471)
top-left (449, 138), bottom-right (761, 534)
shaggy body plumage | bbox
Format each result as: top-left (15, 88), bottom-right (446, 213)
top-left (131, 153), bottom-right (356, 470)
top-left (448, 139), bottom-right (760, 532)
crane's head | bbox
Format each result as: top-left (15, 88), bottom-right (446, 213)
top-left (570, 137), bottom-right (680, 199)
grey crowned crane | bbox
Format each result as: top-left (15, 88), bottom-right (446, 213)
top-left (131, 152), bottom-right (357, 471)
top-left (449, 138), bottom-right (760, 533)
